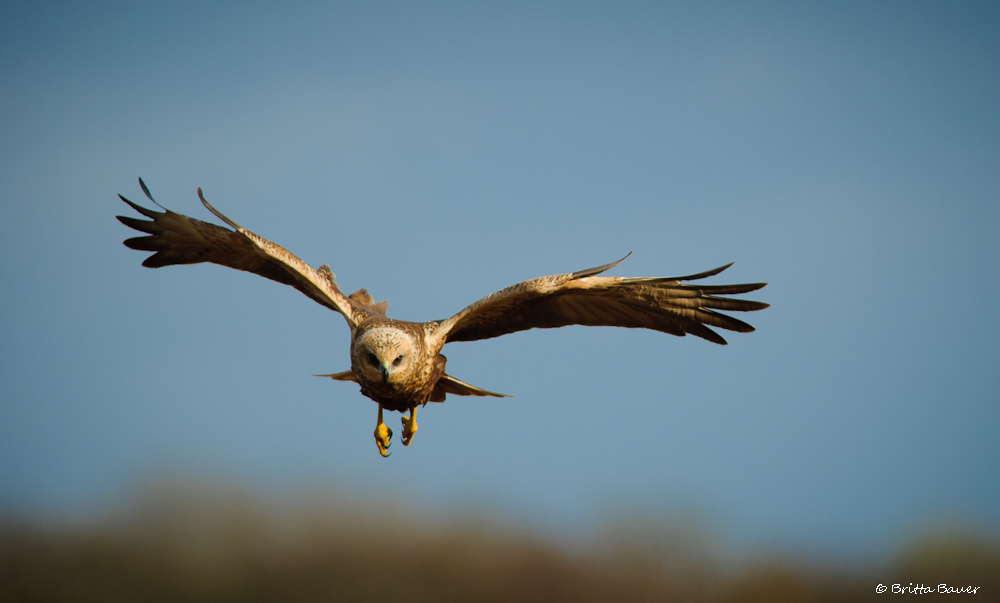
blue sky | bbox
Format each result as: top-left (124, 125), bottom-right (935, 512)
top-left (1, 1), bottom-right (998, 557)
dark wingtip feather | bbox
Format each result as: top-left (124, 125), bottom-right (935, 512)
top-left (118, 195), bottom-right (160, 218)
top-left (123, 236), bottom-right (162, 251)
top-left (696, 282), bottom-right (768, 296)
top-left (734, 300), bottom-right (769, 312)
top-left (139, 177), bottom-right (152, 200)
top-left (571, 252), bottom-right (632, 279)
top-left (735, 282), bottom-right (768, 294)
top-left (140, 253), bottom-right (174, 268)
top-left (197, 186), bottom-right (243, 231)
top-left (136, 177), bottom-right (167, 210)
top-left (117, 215), bottom-right (158, 234)
top-left (686, 323), bottom-right (729, 345)
top-left (673, 262), bottom-right (734, 282)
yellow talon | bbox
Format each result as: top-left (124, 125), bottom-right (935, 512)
top-left (400, 406), bottom-right (417, 446)
top-left (374, 404), bottom-right (393, 457)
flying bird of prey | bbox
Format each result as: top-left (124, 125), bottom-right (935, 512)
top-left (117, 179), bottom-right (768, 456)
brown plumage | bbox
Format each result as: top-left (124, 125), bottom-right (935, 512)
top-left (117, 178), bottom-right (768, 455)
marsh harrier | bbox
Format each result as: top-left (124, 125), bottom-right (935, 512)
top-left (118, 179), bottom-right (768, 456)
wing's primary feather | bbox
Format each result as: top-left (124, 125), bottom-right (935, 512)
top-left (117, 179), bottom-right (358, 326)
top-left (434, 257), bottom-right (768, 346)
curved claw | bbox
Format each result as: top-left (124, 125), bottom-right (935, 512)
top-left (400, 411), bottom-right (417, 447)
top-left (374, 424), bottom-right (393, 457)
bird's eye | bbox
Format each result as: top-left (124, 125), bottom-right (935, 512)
top-left (393, 354), bottom-right (404, 366)
top-left (367, 351), bottom-right (379, 366)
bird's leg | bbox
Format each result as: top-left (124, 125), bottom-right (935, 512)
top-left (400, 406), bottom-right (418, 446)
top-left (374, 404), bottom-right (393, 457)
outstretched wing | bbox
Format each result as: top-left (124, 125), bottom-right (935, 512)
top-left (433, 255), bottom-right (768, 346)
top-left (117, 178), bottom-right (358, 327)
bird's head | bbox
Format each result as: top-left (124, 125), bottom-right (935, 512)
top-left (352, 325), bottom-right (418, 386)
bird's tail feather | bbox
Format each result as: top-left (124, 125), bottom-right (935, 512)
top-left (313, 370), bottom-right (357, 382)
top-left (429, 373), bottom-right (510, 402)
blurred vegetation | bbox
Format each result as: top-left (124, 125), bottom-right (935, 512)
top-left (1, 483), bottom-right (997, 602)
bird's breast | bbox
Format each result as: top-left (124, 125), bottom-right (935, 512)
top-left (354, 355), bottom-right (446, 412)
top-left (356, 372), bottom-right (429, 411)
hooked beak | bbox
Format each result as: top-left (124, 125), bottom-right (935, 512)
top-left (379, 363), bottom-right (390, 383)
